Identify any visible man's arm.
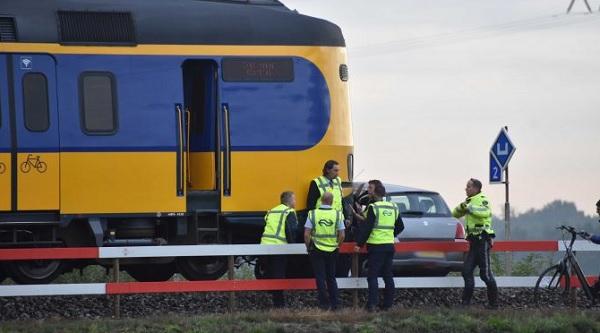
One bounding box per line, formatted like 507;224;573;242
394;215;405;237
285;213;298;244
452;203;467;218
356;207;375;247
304;228;312;248
337;230;345;245
467;202;492;218
306;181;320;211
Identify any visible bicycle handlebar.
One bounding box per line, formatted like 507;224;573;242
557;225;589;240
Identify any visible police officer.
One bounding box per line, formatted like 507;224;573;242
354;185;404;312
453;178;498;309
306;160;344;212
260;191;298;308
304;192;345;310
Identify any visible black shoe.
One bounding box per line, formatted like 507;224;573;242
366;306;376;313
459;300;471;308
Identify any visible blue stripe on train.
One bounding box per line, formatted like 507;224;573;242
55;55;330;152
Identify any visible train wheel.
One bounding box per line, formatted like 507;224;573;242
5;260;64;284
176;257;228;281
125;263;176;282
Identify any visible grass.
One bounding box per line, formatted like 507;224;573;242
1;308;600;333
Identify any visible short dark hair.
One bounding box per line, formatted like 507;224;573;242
374;185;386;198
322;160;339;176
469;178;483;192
280;191;294;205
368;179;383;187
596;199;600;208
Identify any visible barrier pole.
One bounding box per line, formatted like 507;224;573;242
352;252;359;309
228;255;235;312
112;258;121;318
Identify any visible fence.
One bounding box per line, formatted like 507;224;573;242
0;240;598;317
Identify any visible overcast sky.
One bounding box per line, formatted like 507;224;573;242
284;0;600;217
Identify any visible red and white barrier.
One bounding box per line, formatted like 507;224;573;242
0;240;596;261
0;240;598;298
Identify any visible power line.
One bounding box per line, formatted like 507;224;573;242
349;13;600;57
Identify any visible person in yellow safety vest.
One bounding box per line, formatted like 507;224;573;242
452;178;498;309
354;185;404;312
306;160;345;213
304;192;345;310
260;191;298;308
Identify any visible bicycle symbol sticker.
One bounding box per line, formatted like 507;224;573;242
0;162;5;174
20;154;47;173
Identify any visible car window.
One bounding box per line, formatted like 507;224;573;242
388;192;451;217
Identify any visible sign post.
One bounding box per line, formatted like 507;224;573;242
490;126;516;274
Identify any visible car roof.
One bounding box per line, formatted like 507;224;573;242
351;182;439;195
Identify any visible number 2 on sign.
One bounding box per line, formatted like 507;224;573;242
492;166;499;179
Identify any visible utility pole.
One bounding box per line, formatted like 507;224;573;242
566;0;593;14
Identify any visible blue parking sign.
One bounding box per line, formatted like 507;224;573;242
490;153;503;183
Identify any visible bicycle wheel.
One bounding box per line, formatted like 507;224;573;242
20;162;30;173
37;161;47;173
534;264;570;306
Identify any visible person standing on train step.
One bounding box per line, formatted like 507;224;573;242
260;191;298;308
354;184;404;312
304;192;345;310
452;178;498;309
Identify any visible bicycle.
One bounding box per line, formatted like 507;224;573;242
533;225;596;306
20;154;47;173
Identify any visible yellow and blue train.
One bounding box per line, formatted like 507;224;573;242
0;0;353;283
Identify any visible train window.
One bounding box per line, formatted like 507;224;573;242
222;58;294;82
22;73;49;132
80;72;117;134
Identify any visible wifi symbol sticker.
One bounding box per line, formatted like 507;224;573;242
20;57;33;70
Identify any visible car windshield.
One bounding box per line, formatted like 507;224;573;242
388;192;452;217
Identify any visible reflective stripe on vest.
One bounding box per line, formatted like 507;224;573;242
261;204;293;245
313;176;343;211
310;207;341;252
366;201;398;245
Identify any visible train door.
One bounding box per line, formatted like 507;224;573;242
0;56;10;211
182;60;219;195
9;54;60;211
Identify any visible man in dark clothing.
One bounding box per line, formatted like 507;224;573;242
260;191;298;308
582;199;600;296
354;185;404;311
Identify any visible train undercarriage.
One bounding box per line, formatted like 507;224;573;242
0;209;262;284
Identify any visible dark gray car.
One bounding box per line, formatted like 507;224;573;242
359;184;466;276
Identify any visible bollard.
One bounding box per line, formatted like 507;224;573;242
228;255;236;312
112;258;121;318
352;252;359;309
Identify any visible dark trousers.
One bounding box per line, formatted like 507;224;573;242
462;236;498;305
264;255;287;308
367;249;395;310
309;248;339;310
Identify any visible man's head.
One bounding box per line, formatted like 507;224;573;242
322;160;340;180
367;180;383;195
280;191;296;209
321;191;334;206
466;178;482;197
373;185;386;201
596;199;600;216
